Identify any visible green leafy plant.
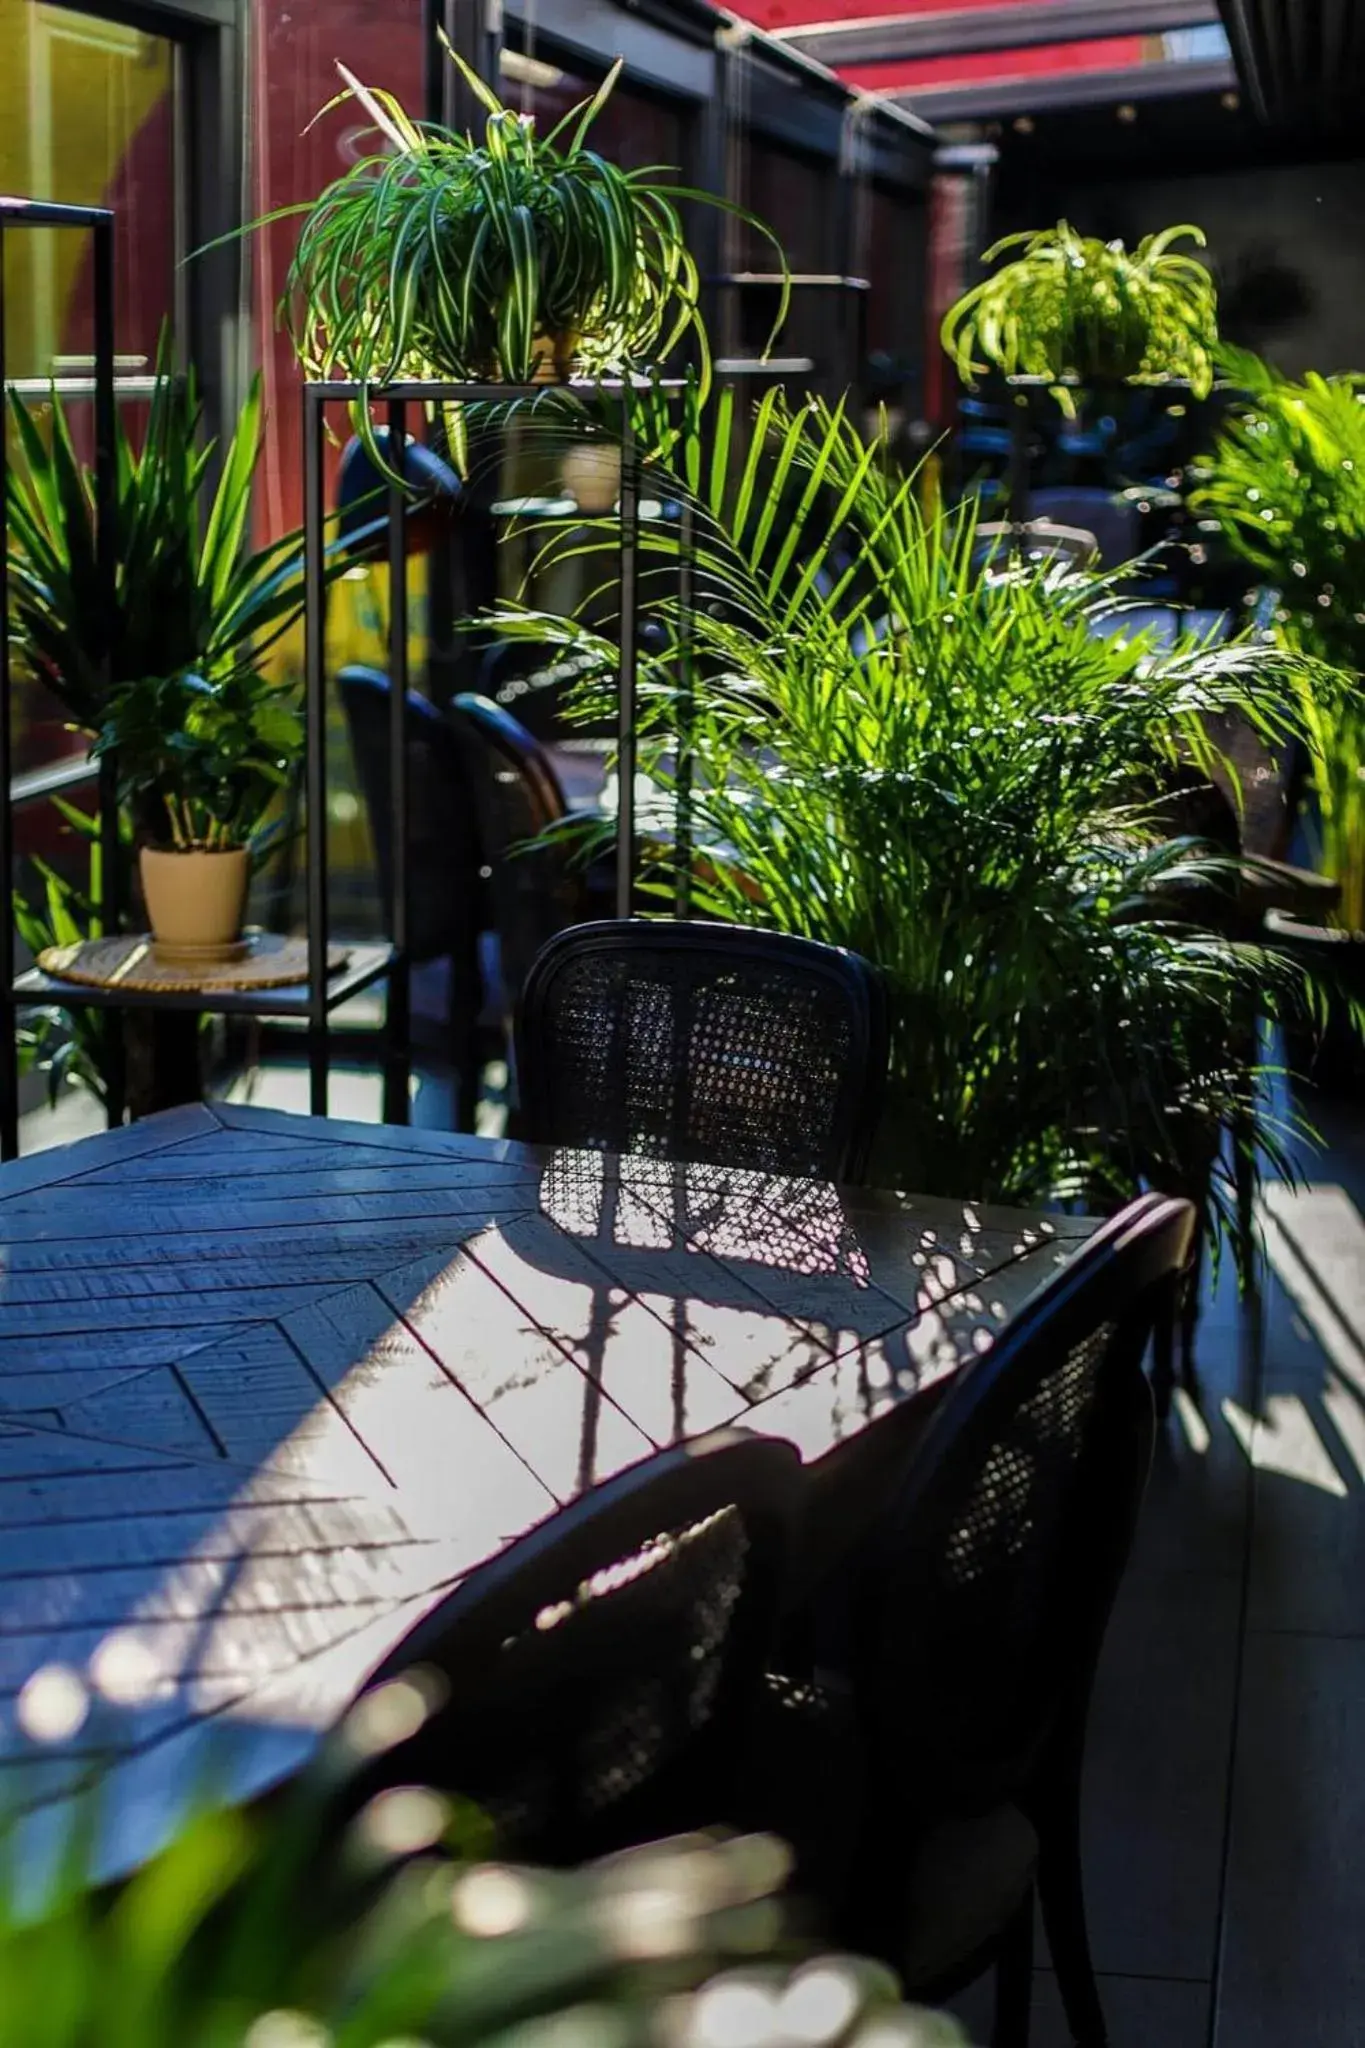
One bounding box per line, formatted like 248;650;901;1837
0;1672;964;2047
499;389;1322;1265
90;667;302;851
13;800;112;1109
942;220;1219;404
5;328;312;733
262;44;787;408
1193;345;1365;930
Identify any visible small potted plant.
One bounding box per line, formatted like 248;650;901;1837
942;219;1219;408
92;668;302;965
259;42;786;415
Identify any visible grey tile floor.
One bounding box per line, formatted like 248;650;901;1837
952;1092;1365;2046
18;1076;1365;2045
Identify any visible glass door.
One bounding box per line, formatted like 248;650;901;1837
2;2;179;383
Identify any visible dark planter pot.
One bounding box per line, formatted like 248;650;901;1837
1268;909;1365;1098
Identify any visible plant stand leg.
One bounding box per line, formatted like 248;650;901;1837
125;1011;199;1120
992;1893;1035;2048
382;959;411;1126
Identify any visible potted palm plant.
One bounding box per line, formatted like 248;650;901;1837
498;388;1324;1275
942;219;1219;407
1193;345;1365;1086
262;41;786;426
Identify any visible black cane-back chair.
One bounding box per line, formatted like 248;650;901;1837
446;693;594;1014
515;919;891;1183
338;667;486;1123
363;1430;801;1864
827;1193;1194;2047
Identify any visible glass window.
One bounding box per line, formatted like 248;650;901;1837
1;2;179;782
864;182;926;366
249;0;425;546
247;0;426;931
741;140;826;277
502;55;688;174
0;4;176;381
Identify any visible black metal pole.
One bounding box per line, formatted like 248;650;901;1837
383;399;411;1125
304;387;329;1115
0;223;15;1160
1009;389;1033;527
92;212;125;1127
615;404;639;921
674;497;695;921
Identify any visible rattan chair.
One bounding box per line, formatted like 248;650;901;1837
794;1193;1194;2048
515;918;891;1183
362;1430;801;1864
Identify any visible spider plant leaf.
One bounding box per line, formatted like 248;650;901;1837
546;57;624;153
333;62;423;154
436;31;509;121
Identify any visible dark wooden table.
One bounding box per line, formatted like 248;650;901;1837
0;1102;1093;1883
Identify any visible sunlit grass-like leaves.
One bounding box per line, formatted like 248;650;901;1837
498;389;1323;1271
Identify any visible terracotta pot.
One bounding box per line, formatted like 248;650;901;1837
562;440;621;513
140;845;250;967
530;328;582;384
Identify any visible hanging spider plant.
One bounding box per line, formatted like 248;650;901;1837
942;220;1219;406
263;40;787;424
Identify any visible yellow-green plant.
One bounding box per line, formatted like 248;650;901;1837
0;1669;963;2047
942;220;1219;404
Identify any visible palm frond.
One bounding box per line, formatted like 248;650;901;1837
497;391;1332;1274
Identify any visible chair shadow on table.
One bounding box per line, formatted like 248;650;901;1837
513;1148;1070;1463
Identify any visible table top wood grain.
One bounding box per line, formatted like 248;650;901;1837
0;1101;1093;1885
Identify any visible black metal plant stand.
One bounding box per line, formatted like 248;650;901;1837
0;197;119;1161
300;377;668;1122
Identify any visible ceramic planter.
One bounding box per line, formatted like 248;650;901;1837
562;440;622;513
140;845;250;967
473;330;581;385
530;328;582;384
